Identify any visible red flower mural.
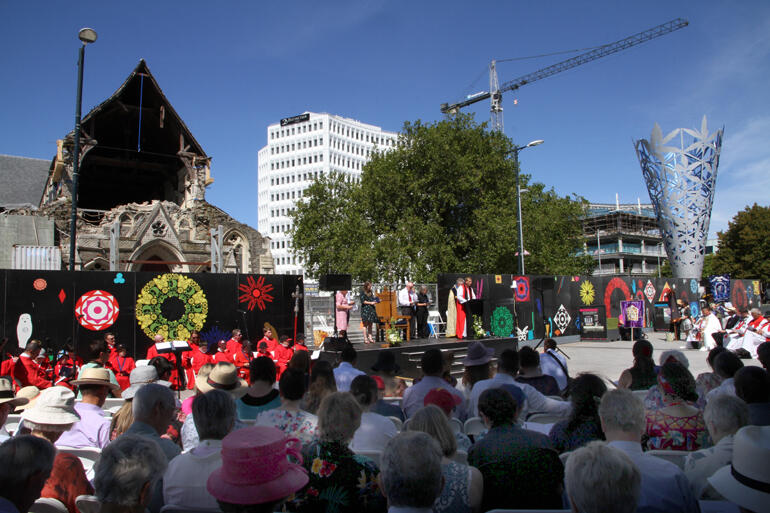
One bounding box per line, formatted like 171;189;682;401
238;275;275;311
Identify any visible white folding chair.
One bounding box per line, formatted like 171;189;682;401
388;416;403;431
525;412;564;424
29;498;68;513
448;417;463;435
427;310;445;338
75;495;101;513
135;359;149;367
463;416;486;437
4;422;19;436
559;450;572;465
102;397;125;410
632;389;650;400
354;450;382;467
647;449;690;469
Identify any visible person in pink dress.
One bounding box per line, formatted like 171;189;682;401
335;290;353;333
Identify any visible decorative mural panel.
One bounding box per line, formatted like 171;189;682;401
0;270;303;360
438;274;759;341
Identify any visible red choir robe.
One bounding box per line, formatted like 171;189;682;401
146;344;182;389
112;355;136;390
183;344;214;388
294;343;309;353
214;350;234;364
226;338;243;356
13;353;51;389
274;344;294;379
454;284;470;339
0;354;16;380
53;356;83;389
255;348;274;360
259;336;279;353
233;349;252;382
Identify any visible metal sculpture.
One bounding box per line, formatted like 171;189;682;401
635;116;723;278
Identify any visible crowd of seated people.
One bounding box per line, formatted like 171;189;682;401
1;335;769;513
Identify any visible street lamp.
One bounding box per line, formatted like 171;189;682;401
68;27;98;270
509;139;544;275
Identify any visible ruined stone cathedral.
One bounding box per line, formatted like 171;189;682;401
34;60;273;273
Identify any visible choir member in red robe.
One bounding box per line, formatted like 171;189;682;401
258;324;279;353
294;334;309;353
13;341;51;389
233;341;254;382
182;330;213;388
214;339;234;364
453;278;475;339
104;332;119;363
225;329;244;355
274;336;295;379
145;334;182;389
112;345;136;390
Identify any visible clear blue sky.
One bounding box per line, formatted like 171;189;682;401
1;1;768;238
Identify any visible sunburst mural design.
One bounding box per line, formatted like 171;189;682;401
579;281;595;305
238;275;275;311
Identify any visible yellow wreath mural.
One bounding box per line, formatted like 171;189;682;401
136;273;208;341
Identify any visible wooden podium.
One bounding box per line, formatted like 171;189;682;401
374;289;411;342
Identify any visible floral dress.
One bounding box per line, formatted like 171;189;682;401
645;408;710;451
255;408;319;445
434;460;471;513
288;440;386;513
360;292;379;324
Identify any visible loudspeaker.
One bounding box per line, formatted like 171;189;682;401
323;336;351;352
319;274;352;291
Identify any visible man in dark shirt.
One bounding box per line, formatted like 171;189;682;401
468;387;563;511
515;346;561;396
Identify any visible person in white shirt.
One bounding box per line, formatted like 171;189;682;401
381;431;444;513
164;389;236;510
706;351;744;404
599;389;700;513
468;349;570;421
349;375;397;452
333;346;366;392
539;339;569;393
684;394;749;499
700;305;724;351
398;282;418;339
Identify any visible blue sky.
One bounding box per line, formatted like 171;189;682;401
1;1;768;238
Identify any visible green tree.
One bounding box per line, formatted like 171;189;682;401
290;114;594;281
711;203;770;282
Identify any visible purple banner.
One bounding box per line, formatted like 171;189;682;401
620;300;645;328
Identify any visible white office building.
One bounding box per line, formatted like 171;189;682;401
257;112;399;275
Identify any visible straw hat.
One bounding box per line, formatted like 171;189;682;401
708;425;770;513
13;386;41;412
207;426;308;504
122;366;171;400
0;378;29;408
462;341;494;366
195;363;248;398
21;386;80;426
71;367;121;393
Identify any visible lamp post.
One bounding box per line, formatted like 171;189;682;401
509;139;544;275
68;27;97;271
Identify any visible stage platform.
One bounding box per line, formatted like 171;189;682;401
318;336;521;379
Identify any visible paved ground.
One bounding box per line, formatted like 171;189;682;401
554;331;760;384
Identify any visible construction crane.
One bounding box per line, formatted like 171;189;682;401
441;18;689;132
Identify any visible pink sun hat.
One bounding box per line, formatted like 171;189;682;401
207;426;308;505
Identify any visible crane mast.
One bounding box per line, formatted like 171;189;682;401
441;18;689;131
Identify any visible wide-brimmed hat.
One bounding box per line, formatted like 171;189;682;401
13;386;41;412
708;425;770;513
371;351;400;373
122;366;171;400
462;341;494;366
424;388;462;416
71;367;121;393
0;378;29;408
724;302;736;312
195;363;248;398
207;426;308;504
21;386;80;426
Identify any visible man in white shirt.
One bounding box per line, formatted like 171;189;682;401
398;282;418;339
539;339;569;393
468;349;570;421
599;389;699;513
164;389;236;511
333;346;366;392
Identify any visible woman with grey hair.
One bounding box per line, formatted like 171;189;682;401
94;434;168;512
564;441;641;513
289;392;386;512
381;431;444;510
20;386;93;513
408;405;484;512
164;390;237;510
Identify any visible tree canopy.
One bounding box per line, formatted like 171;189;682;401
711;203;770;282
290;114;594;282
